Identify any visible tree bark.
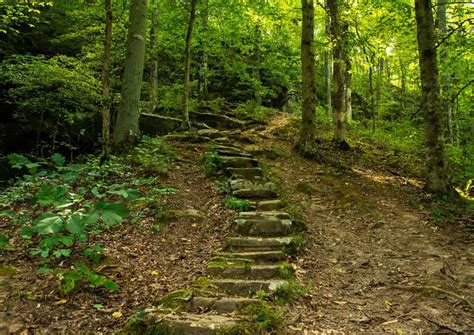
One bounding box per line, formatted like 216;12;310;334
328;0;348;146
148;0;158;113
324;0;332;113
113;0;148;149
299;0;317;150
415;0;450;194
181;0;198;129
101;0;112;158
198;0;209;101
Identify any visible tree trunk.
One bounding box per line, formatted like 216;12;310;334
299;0;317;150
328;0;347;145
437;0;454;144
253;26;262;105
198;0;209;101
375;57;384;120
369;59;375;133
414;0;450;194
324;0;332;113
101;0;112;158
342;23;352;122
113;0;148;149
148;0;158;113
182;0;198;129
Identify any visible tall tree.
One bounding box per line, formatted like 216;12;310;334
113;0;148;149
299;0;317;150
148;0;159;113
414;0;450;194
101;0;112;158
324;0;332;114
198;0;209;101
328;0;348;147
181;0;198;128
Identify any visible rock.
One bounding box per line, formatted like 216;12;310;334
140;113;183;136
226;167;263;179
229;179;275;192
238;211;291;220
232;188;278;199
190;111;246;129
219;156;258;169
197;129;224;139
156;209;205;223
233;218;295;237
214;251;286;263
252;199;286;211
212;279;288;296
225;236;299;252
189;297;260;314
207;263;291;280
217;150;252;158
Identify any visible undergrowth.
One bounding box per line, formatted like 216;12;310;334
0;136;176;295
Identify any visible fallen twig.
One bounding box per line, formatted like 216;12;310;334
392;284;473;307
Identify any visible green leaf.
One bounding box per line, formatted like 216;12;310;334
37;266;50;275
103;280;119;292
51;153;65;167
53;249;71;258
33;213;63;235
96;202;130;226
65;213;85;235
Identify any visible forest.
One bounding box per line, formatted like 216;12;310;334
0;0;473;334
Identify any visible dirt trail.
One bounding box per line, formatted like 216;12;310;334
244;113;474;333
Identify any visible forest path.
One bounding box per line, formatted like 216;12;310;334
242;112;473;333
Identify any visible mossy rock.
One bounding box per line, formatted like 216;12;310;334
154;289;193;309
118;314;174;335
192;276;217;291
0;266;17;277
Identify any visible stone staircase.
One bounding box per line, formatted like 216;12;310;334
121;138;305;334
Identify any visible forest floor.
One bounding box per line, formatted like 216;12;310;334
1;112;473;334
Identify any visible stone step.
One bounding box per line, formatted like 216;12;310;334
232;188;278;199
233;218;295;237
212;279;288;297
225;236;301;253
238;211;291;220
217;150;252;158
127;312;240;335
207;263;292;280
229;179;275;192
226;167;263;179
250;199;286;211
189;296;260;314
219;156;258;169
214;250;286;263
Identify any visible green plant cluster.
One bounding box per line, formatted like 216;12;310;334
0;137;177;294
224;196;251;211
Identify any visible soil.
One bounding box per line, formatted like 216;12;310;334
242;113;474;334
0;142;234;334
1;114;473;334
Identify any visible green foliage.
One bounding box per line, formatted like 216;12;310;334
233;101;277;123
0;54;101;155
224;196;250;211
130;136;175;174
223;302;285;334
202;151;220;176
273;280;308;305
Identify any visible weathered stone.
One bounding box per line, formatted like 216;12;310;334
238;211;291;220
225;236;298;252
212;279;288;296
197;129;225;139
189;297;260;314
214;251;286;263
217;150;252;158
232;188;278;199
229;179;275;192
219;156;258;168
233;218;294;237
140;113;182;136
253;199;286;211
226;167;263;179
190;111;247;129
207;264;290;280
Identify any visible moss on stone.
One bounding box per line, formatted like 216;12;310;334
192;276;217;291
153;289;193;309
118;314;174;335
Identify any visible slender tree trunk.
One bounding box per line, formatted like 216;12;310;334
342;23;352;122
399;56;406;111
415;0;450;194
101;0;112;158
369;59;375;133
253;26;262;105
198;0;209;101
437;0;454;144
148;0;158;113
375;57;384;119
182;0;198;128
299;0;317;150
324;0;332;113
328;0;347;145
113;0;148;149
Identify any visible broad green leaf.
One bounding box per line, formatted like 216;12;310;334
96;202;130;226
33;213;63;235
103;280;119;292
66;213;85;235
